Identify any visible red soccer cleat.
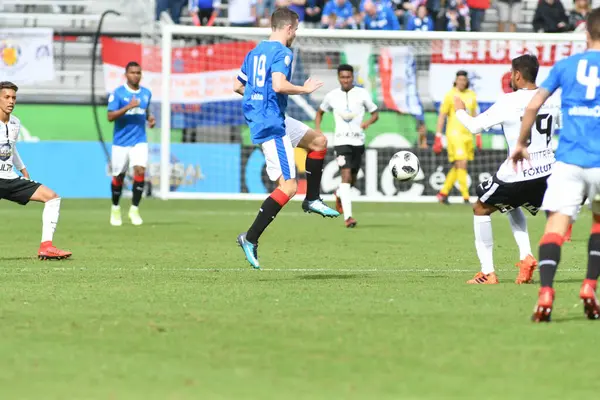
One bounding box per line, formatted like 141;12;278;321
345;217;357;228
532;287;555;322
334;191;343;214
515;255;537;284
38;242;72;261
580;279;600;320
436;192;449;205
564;224;573;242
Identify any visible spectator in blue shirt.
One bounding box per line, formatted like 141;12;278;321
189;0;221;25
321;0;356;28
406;5;434;30
359;0;393;12
363;0;400;29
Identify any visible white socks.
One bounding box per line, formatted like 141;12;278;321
337;183;352;220
507;208;532;260
41;197;61;244
474;215;494;274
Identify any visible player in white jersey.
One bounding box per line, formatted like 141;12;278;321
452;55;560;285
511;9;600;322
0;82;71;260
315;64;379;228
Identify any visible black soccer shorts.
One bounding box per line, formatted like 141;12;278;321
476;174;549;215
0;177;42;205
334;145;365;173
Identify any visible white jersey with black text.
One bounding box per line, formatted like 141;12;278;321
467;89;560;183
0;115;25;180
319;86;378;146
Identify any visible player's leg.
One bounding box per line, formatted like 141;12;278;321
509;208;537;284
533;162;584;322
469;199;499;284
289;119;338;218
128;143;148;226
438;137;457;204
579;170;600;320
110;145;130;226
15;181;72;260
237;136;297;269
455;137;473;203
333;145;357;227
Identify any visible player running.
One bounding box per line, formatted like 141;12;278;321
107;61;155;227
315;64;379;228
0;81;71;260
234;7;339;269
511;8;600;322
434;70;480;204
453;55;560;285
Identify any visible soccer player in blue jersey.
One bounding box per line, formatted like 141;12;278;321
234;7;340;269
511;8;600;322
107;61;155;227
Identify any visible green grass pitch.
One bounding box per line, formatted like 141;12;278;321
0;199;598;399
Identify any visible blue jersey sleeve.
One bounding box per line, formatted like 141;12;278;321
272;48;292;76
238;53;250;85
107;90;121;111
387;7;400;30
322;1;334;16
541;60;563;95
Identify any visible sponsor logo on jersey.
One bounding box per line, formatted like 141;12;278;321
568;105;600;117
251;93;264;101
522;163;552;178
0;143;11;162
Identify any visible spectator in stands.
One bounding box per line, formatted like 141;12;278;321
496;0;520;32
305;0;326;27
569;0;590;31
466;0;488;31
532;0;568;32
322;0;356;28
363;0;401;29
446;4;467;30
406;5;434;30
156;0;188;23
257;0;276;27
228;0;257;26
189;0;221;25
390;0;410;29
455;0;470;30
277;0;307;24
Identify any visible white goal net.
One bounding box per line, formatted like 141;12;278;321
151;26;584;202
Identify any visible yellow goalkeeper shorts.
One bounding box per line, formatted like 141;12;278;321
447;134;474;163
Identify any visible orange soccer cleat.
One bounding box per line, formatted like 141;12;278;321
466;271;499;284
532;287;555;322
345;217;357;228
580;279;600;320
334;191;343;214
515;255;538;284
38;242;72;261
436;192;450;205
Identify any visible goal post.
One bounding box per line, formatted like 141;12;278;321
155;24;585;202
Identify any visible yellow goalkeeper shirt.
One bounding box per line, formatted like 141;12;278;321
440;88;478;137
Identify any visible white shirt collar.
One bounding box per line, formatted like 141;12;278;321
123;84;141;94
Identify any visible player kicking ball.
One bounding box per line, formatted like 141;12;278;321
234;8;339;269
107;61;155;226
511;9;600;322
315;64;379;228
0;82;71;260
453;55;560;285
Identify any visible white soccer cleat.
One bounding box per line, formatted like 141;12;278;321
128;206;143;226
110;205;122;226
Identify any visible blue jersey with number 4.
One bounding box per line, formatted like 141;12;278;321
541;51;600;168
108;85;152;147
237;41;293;144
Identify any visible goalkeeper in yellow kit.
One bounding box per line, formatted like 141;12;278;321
433;70;481;204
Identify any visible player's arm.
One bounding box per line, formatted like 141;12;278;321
12;144;29;179
234;54;249;96
315;93;331;132
107;93;139;122
454;96;505;134
272;73;322;95
361;94;379;130
146;105;156;128
234;78;245;96
436;93;451;135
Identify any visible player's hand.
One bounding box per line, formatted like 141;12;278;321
433;133;443;154
302;77;324;94
148;115;156;128
509;143;530;172
127;96;140;110
360;121;369;130
453;96;466;111
476;133;482;150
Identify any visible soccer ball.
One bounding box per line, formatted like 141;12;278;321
389;151;420;182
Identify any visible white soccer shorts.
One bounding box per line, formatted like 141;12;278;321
261;117;310;182
111;142;149;176
542;161;600;217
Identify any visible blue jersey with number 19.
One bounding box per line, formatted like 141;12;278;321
237;41;293;144
541;51;600;168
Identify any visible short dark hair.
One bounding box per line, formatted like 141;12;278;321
271;7;299;30
125;61;141;72
456;70;468;78
511;54;539;83
0;81;18;92
587;8;600;41
337;64;354;74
